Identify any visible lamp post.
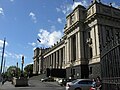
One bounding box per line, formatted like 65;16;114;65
16;62;18;77
21;56;24;77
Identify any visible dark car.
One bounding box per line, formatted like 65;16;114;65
41;77;55;82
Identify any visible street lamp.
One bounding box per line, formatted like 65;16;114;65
21;56;24;77
16;62;18;78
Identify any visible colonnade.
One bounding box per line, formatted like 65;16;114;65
43;47;65;71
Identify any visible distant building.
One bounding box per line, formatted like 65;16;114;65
33;0;120;89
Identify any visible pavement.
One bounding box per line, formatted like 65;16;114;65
0;81;15;89
44;81;60;86
0;80;62;90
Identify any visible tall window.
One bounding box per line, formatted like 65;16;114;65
71;14;75;25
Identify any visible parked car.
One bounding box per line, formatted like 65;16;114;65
41;77;55;82
66;79;93;90
58;78;76;86
57;78;64;86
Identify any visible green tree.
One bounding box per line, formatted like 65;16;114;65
24;64;33;77
7;66;21;77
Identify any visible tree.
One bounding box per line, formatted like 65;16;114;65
24;64;33;77
7;66;20;77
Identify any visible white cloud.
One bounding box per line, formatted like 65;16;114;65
28;42;36;47
56;7;61;12
57;18;62;23
15;54;23;59
0;39;8;48
0;8;4;16
57;0;88;15
37;29;63;47
50;25;56;31
60;4;72;15
112;2;119;8
11;0;14;1
72;1;88;10
29;12;37;23
5;51;23;59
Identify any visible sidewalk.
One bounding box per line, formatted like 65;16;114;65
44;81;61;87
0;81;15;89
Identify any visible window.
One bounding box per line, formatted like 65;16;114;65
71;14;75;24
78;80;93;84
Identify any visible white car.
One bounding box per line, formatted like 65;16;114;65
66;79;93;90
57;78;63;85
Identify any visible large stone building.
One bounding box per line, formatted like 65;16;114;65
33;0;120;83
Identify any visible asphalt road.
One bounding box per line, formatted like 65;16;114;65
0;80;65;90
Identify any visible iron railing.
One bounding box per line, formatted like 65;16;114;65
101;44;120;90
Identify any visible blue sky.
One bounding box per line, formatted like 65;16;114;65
0;0;119;71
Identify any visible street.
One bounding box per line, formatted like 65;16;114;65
0;80;65;90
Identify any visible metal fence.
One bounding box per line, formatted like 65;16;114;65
101;45;120;90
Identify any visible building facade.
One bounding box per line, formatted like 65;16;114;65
33;0;120;82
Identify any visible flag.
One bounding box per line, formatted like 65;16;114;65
37;38;41;43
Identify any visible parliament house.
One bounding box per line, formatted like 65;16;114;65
33;0;120;89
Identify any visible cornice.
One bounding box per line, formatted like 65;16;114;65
42;40;64;56
64;21;81;34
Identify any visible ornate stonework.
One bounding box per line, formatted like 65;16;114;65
33;1;120;79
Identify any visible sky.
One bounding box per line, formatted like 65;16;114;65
0;0;119;71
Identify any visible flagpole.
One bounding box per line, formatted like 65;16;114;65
3;57;6;74
0;38;6;74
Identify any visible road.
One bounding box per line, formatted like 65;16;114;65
0;80;65;90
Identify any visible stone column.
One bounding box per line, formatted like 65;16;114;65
51;54;53;68
44;58;46;68
69;37;72;62
35;58;37;74
49;55;51;67
63;47;65;68
53;52;56;68
76;33;78;60
78;32;81;59
45;57;47;69
43;58;45;73
38;57;41;74
33;61;35;74
66;39;69;65
65;41;67;67
44;57;47;69
59;49;62;68
56;51;58;68
47;56;49;68
48;56;50;68
91;26;97;57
